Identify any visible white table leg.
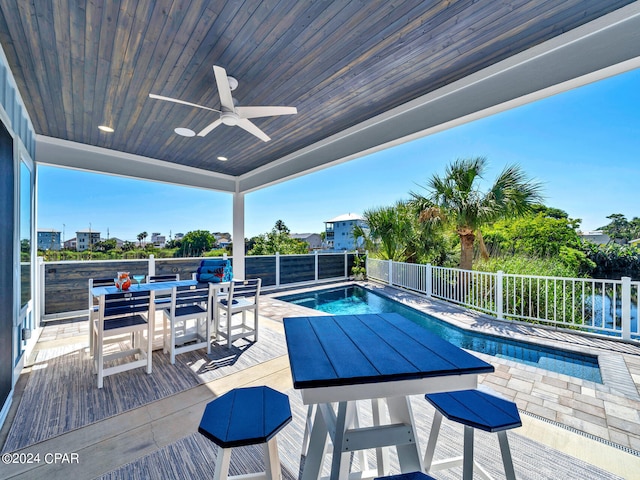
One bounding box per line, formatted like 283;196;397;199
372;398;389;476
386;396;422;473
330;401;352;480
301;403;330;480
463;425;474;480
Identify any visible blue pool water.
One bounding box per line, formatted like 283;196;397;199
277;285;603;383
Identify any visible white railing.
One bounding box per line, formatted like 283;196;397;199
367;258;640;341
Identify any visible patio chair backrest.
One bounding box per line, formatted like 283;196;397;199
147;274;180;283
102;290;151;318
229;278;261;301
173;284;210;309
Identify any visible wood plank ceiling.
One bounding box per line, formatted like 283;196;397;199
0;0;634;177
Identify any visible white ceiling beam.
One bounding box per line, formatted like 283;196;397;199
35;136;237;193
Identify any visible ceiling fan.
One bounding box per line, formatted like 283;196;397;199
149;65;297;142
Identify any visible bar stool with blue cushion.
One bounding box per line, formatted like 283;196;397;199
423;389;522;480
88;277;117;356
147;273;180;306
198;386;292;480
215;278;261;348
162;283;212;364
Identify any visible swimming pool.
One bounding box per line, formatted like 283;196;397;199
277;285;603;383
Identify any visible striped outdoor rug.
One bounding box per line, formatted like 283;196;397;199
2;327;287;453
100;388;622;480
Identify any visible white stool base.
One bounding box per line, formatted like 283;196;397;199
214;437;282;480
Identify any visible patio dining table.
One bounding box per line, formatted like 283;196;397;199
284;312;495;480
91;279;228;350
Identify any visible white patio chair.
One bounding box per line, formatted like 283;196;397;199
88;277;117;356
214;278;261;348
93;290;153;388
148;273;180;306
162;283;212;364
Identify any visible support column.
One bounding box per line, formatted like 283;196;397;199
232;191;245;280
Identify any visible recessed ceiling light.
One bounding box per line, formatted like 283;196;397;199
175;127;196;137
98;125;114;133
217;156;228;161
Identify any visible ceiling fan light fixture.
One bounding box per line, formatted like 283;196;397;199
98;125;114;133
175;127;196;137
220;112;239;126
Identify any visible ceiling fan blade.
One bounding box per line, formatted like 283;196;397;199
197;118;223;137
213;66;235;112
236;106;297;119
237;118;270;142
148;93;220;113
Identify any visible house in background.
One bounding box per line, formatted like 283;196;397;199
150;232;166;248
36;229;61;251
324;214;368;252
63;238;77;250
291;233;323;251
76;230;101;251
579;231;612;245
213;232;232;249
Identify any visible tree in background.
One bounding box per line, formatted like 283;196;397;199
93;238;117;252
248;220;308;255
176;230;215;257
410;157;543;271
121;240;136;252
600;213;640;243
354;201;452;264
137;231;148;247
481;205;594;274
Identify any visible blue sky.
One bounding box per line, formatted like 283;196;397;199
38;68;639;242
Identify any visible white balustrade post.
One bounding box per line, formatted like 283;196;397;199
37;256;45;326
315;250;319;282
148;254;156;277
496;270;504;320
365;251;369;278
344;251;348;278
388;260;393;286
621;276;631;341
275;252;280;287
425;263;432;298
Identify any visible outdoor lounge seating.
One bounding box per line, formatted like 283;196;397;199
93;290;153;388
423;389;522;480
198;386;292;480
214;278;261;348
162;283;212;364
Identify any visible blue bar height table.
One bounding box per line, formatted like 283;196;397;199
284;312;494;480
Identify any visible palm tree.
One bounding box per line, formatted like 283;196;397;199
355;202;413;261
411;157;543;270
137;231;148;247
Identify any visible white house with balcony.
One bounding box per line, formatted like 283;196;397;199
37;229;61;251
76;230;101;251
324;213;367;252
